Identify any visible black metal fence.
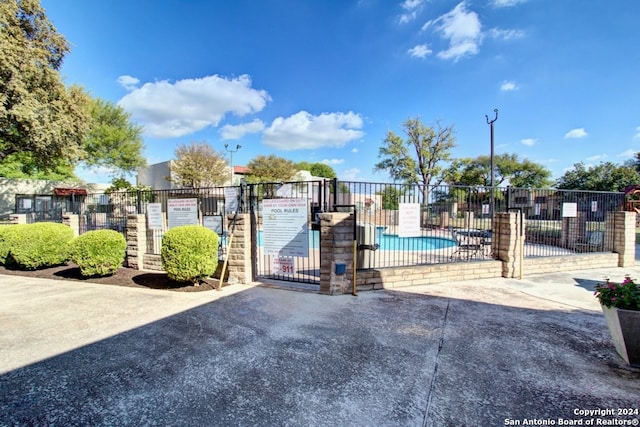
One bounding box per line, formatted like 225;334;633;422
11;182;628;271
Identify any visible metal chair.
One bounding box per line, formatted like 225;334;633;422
449;227;483;260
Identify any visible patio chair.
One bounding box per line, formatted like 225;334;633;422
449;227;483;260
575;230;604;252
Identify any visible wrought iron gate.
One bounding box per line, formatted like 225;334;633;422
249;180;328;285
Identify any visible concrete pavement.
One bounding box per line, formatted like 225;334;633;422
0;266;639;426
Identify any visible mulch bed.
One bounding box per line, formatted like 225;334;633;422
0;264;223;292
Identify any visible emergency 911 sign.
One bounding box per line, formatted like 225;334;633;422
272;257;295;276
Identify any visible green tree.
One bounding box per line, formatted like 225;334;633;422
168;142;228;188
246;154;297;183
295;161;337;178
374;118;456;202
0;0;90;169
81;98;146;177
443;153;552;188
555;162;639;192
377;185;407;210
0;152;76;180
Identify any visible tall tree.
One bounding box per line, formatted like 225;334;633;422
555;162;639;192
0;0;90;169
443;153;552;188
374;118;456;202
168;142;228;188
81;98;146;177
246;154;297;183
295;161;336;179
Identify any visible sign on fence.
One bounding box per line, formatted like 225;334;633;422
203;215;223;234
263;198;309;257
398;203;421;237
272;257;295;276
147;203;163;230
167;198;198;228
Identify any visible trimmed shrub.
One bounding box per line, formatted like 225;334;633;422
6;222;74;269
0;225;24;265
161;225;218;284
70;229;126;277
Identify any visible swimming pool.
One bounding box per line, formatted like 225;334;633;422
257;229;456;250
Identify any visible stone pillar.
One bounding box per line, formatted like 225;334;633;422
464;211;474;229
226;213;253;284
319;212;355;295
440;211;450;229
62;214;80;236
493;211;525;278
126;214;146;270
611;211;636;267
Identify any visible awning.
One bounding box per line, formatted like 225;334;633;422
54;188;88;196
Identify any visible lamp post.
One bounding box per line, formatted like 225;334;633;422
224;144;241;185
485;108;498;219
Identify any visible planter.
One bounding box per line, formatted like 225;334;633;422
601;305;640;367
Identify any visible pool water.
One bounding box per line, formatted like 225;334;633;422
257;229;455;250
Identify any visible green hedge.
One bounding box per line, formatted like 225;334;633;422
4;222;74;269
0;225;23;265
70;229;126;277
161;225;218;284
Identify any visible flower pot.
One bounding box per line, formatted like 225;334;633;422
601;305;640;367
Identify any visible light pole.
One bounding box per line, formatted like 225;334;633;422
485;108;498;219
224;143;241;185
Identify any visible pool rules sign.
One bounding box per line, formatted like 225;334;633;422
263;198;309;258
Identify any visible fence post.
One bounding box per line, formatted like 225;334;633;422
493;211;524;278
62;214;80;236
611;211;636;267
226;213;253;284
319;212;355;295
126;214;146;270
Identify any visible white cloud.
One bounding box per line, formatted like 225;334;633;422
352;147;359;153
428;2;483;62
321;158;345;165
407;44;432;58
489;28;525;41
219;119;265;140
617;149;636;158
585;154;607;162
340;168;361;181
501;81;518;91
263;111;364;150
564;128;588;139
118;74;270;138
491;0;527;7
521;138;537;146
399;0;423;23
634;126;640;139
117;75;140;91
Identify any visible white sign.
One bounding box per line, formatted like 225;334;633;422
147;203;163;230
224;187;238;213
203;215;223;234
272;257;295;276
482;204;490;215
562;202;578;218
591;201;598;212
276;184;293;197
534;203;541;216
263;198;309;257
398;203;421;237
167;198;199;228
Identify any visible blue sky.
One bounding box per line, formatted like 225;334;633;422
41;0;640;184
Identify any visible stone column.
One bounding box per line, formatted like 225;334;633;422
319;212;355;295
611;211;636;267
62;214;80;236
226;213;253;284
126;214;146;270
493;211;525;278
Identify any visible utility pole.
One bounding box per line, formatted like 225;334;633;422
224;144;241;185
485;108;498;220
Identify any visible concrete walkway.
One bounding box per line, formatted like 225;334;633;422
0;267;639;426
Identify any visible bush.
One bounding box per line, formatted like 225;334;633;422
0;225;24;265
70;229;126;277
5;222;74;269
161;225;218;284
